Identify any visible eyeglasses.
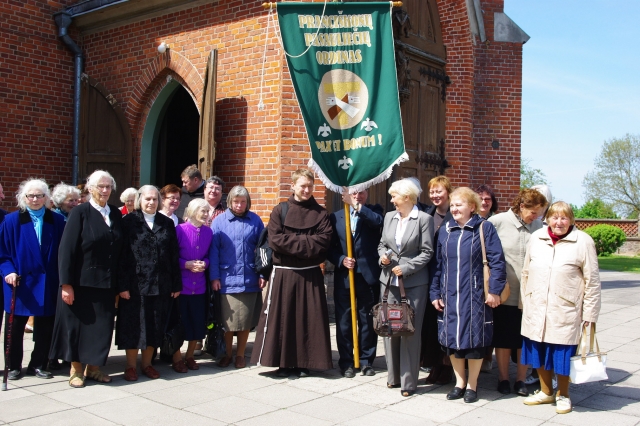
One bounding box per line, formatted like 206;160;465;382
480;197;492;202
25;193;45;200
165;196;180;201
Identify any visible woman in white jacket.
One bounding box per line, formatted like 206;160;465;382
520;202;601;414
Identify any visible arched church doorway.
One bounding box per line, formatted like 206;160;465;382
139;80;199;187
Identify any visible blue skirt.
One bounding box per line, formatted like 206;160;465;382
521;337;577;376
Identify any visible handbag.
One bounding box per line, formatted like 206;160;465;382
371;275;415;337
479;221;510;303
204;289;227;358
570;323;608;384
160;298;185;362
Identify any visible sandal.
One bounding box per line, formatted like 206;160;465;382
85;368;112;383
69;372;85;388
387;383;401;389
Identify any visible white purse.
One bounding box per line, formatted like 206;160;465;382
569;323;607;384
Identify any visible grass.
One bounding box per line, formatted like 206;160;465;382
598;255;640;273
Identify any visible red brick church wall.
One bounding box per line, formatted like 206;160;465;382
0;0;523;217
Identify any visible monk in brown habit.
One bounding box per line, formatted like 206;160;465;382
251;169;333;377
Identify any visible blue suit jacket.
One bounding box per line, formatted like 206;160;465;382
0;209;7;224
0;209;66;316
328;203;384;287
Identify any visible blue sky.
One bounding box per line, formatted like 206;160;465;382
504;1;640;206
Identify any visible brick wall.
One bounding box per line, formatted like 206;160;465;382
0;0;522;218
440;0;522;209
0;0;77;211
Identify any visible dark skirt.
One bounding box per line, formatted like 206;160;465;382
444;346;489;360
521;337;577;376
116;294;171;350
49;286;116;366
492;305;523;349
250;266;332;370
179;293;207;341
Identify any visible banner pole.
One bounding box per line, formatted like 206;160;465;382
343;202;360;369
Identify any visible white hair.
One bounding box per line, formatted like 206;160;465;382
531;184;553;204
86;170;117;192
404;177;423;196
51;183;81;207
388;179;420;205
184;198;210;222
119;187;138;203
16;178;50;211
134;185;161;210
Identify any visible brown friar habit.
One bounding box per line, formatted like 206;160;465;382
250;195;333;370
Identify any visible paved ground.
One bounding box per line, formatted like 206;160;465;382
1;270;640;425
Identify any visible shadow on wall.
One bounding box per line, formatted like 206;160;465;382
213;97;248;186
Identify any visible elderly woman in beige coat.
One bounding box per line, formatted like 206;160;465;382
520;201;601;414
378;179;433;397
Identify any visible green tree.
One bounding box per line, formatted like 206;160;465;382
573;198;618;219
583;134;640;218
521;158;548;190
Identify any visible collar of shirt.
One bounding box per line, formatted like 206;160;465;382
89;198;110;217
393;204;419;221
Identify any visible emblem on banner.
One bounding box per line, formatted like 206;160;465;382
338;156;353;170
318;69;369;130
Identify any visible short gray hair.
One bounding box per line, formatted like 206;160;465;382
388;179;419;205
119;187;138;203
51;183;81;207
86;170;117;192
228;185;251;211
184;198;210;222
16;178;50;211
134;185;161;210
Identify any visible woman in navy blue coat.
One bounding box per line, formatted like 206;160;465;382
430;187;506;403
0;179;65;380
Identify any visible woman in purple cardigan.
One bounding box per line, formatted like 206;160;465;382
209;186;266;369
173;198;213;371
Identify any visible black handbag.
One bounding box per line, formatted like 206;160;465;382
254;202;288;276
160;298;185;362
371;275;415;337
204;289;227;358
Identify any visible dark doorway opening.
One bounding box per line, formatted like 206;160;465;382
155;86;199;187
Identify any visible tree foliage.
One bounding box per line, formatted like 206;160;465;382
521;158;548;190
583;134;640;218
584;224;627;256
573;198;618;219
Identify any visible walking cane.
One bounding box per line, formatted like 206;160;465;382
2;275;19;391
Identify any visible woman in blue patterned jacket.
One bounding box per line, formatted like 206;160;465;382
430;187;506;403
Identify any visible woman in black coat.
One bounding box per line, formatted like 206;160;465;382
117;185;182;381
50;170;124;388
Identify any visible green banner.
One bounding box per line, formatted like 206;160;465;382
277;2;407;192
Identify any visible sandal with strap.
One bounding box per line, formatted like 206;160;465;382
85;369;112;383
69;372;85;388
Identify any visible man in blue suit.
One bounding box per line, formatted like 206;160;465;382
328;188;383;378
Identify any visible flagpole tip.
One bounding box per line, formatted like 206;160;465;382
393;1;403;6
262;2;275;9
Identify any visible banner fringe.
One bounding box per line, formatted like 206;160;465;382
308;152;409;194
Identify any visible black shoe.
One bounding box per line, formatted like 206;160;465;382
498;379;511;394
276;368;291;377
361;366;376;376
26;367;53;379
341;366;356;378
297;368;310;378
7;369;22;380
47;359;61;371
446;386;466;400
463;389;478;403
514;380;529;396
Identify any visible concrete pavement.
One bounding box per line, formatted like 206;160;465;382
1;270;640;425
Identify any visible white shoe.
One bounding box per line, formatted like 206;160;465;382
524;373;539;385
523;389;555;405
556;395;572;414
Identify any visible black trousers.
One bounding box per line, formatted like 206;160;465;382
334;273;380;370
3;314;55;371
